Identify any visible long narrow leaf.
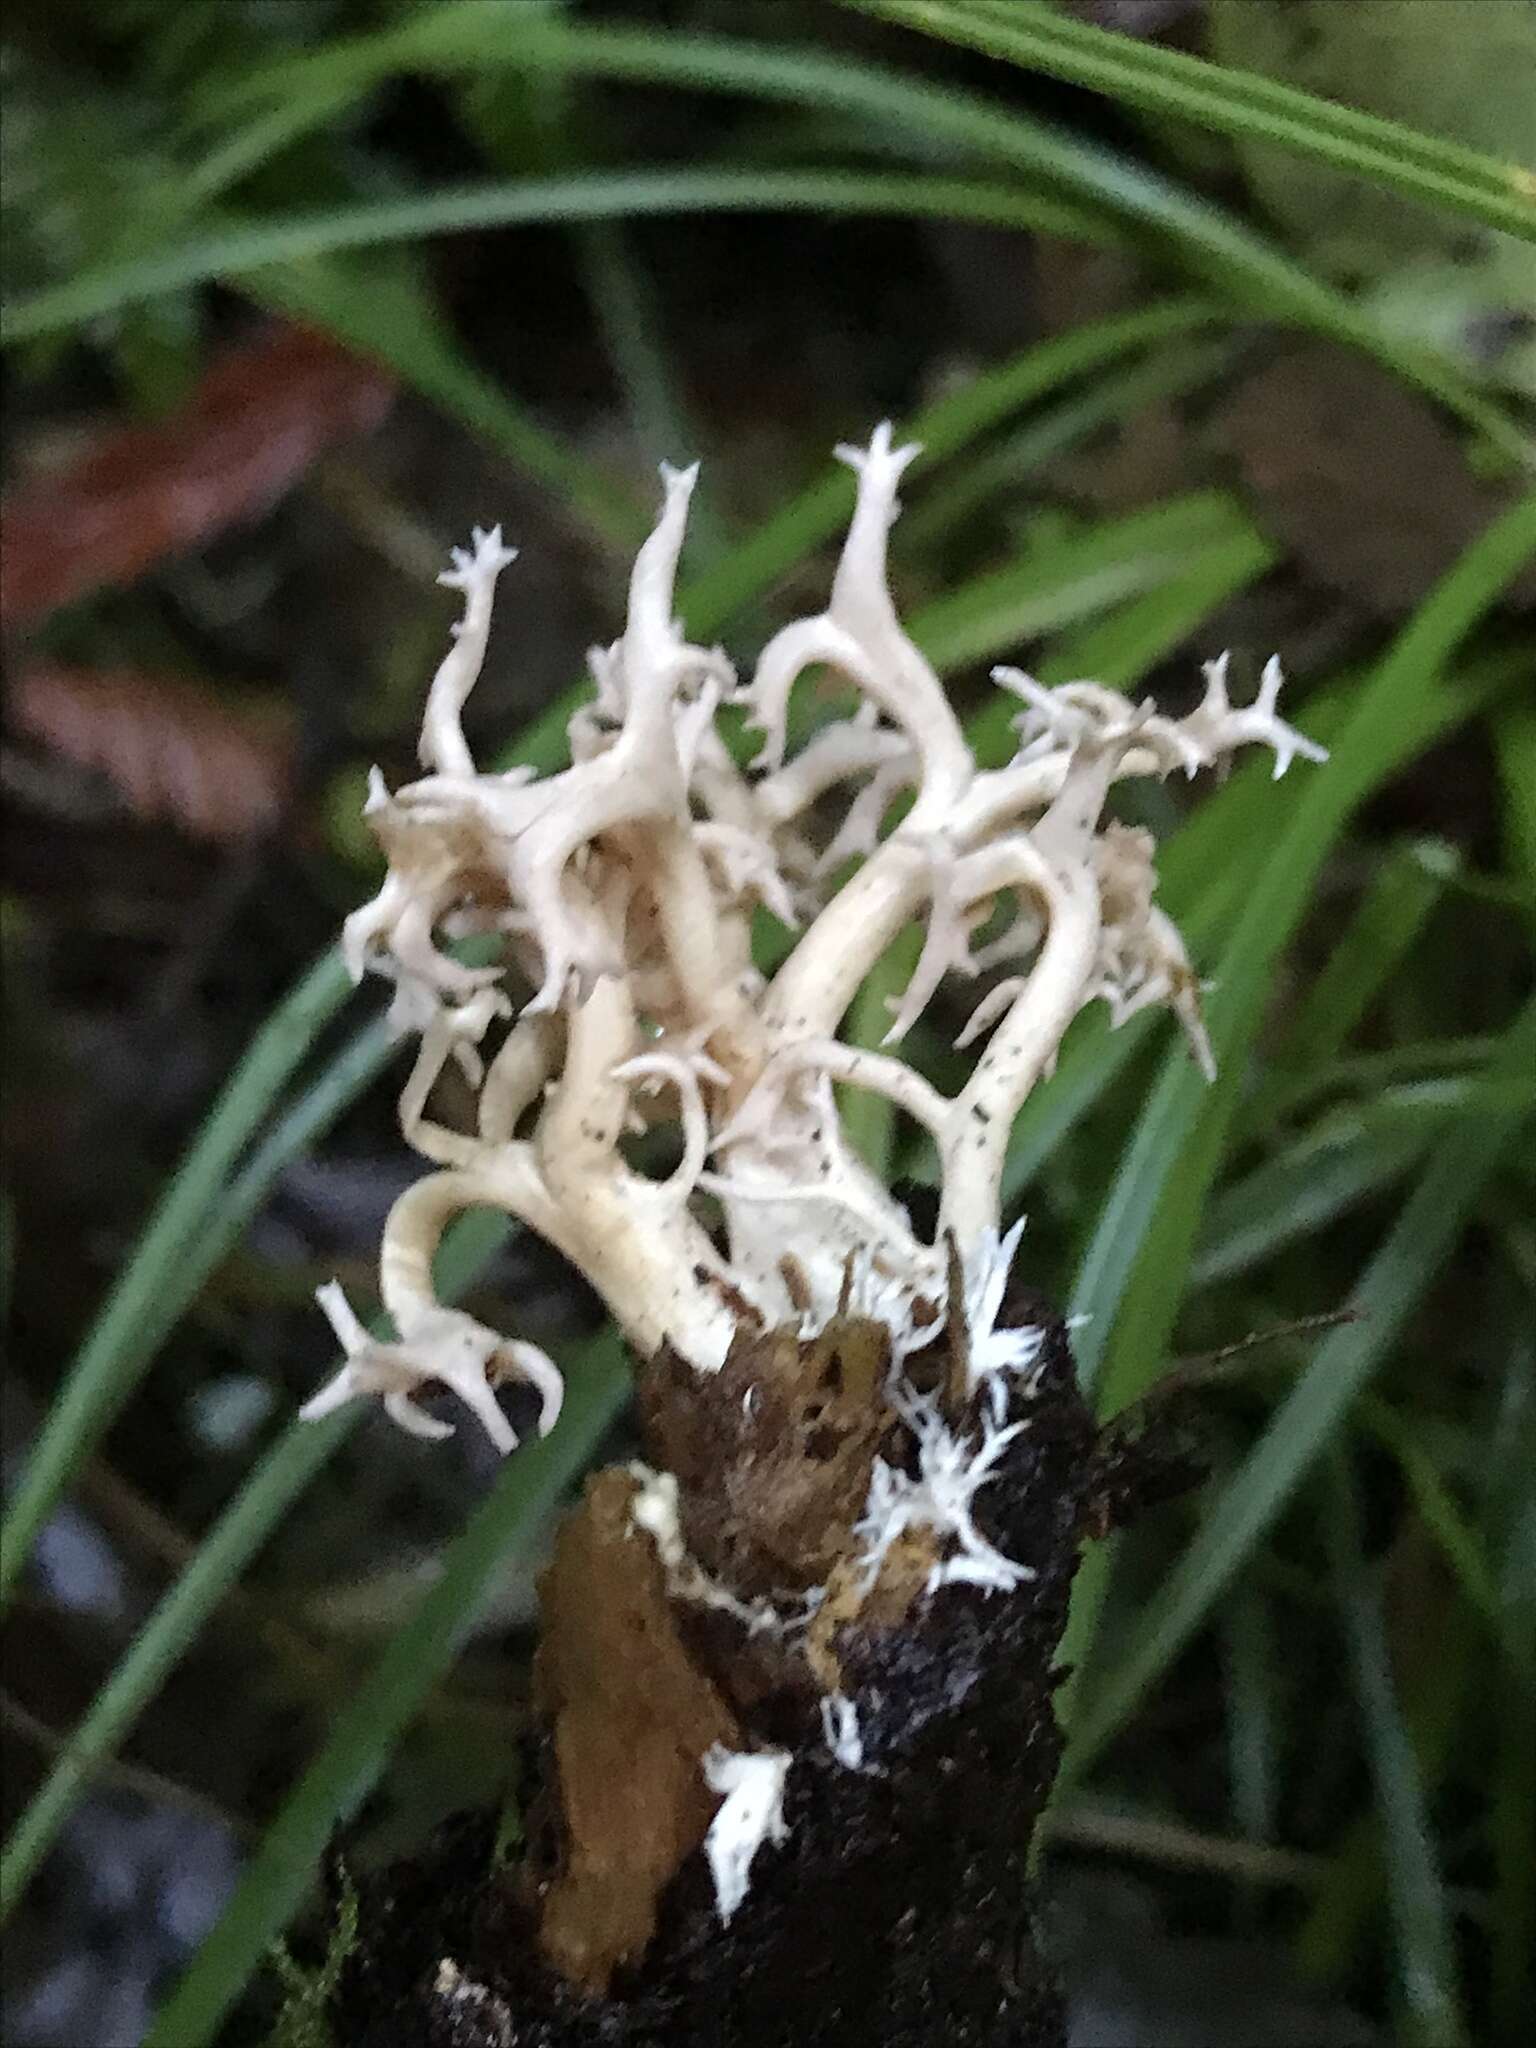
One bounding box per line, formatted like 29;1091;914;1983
1066;997;1536;1782
854;0;1536;243
10;24;1526;460
1361;1398;1501;1630
1328;1453;1469;2047
916;490;1251;671
1191;1096;1455;1287
145;1333;630;2048
1495;700;1536;943
0;965;358;1601
0;1210;510;1919
896;335;1233;555
1075;491;1536;1405
0;168;1105;346
1238;839;1459;1135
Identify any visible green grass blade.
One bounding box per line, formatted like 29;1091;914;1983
1262;1033;1502;1124
1191;1096;1453;1287
1275;839;1461;1079
1298;1595;1478;1990
145;1332;630;2048
915;490;1252;671
1495;698;1536;941
1074;490;1536;1404
1327;1452;1469;2048
1491;1647;1536;2036
1066;997;1536;1783
13;23;1526;457
1;962;357;1604
0;168;1106;347
1238;838;1460;1135
1360;1398;1500;1630
1486;1336;1536;2043
895;334;1233;556
1222;1588;1279;1860
854;0;1536;244
0;1208;510;1921
255;252;650;555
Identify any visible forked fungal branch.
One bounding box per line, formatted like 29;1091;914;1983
305;426;1325;1448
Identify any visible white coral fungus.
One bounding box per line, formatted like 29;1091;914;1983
701;1745;792;1924
855;1386;1034;1597
306;424;1324;1449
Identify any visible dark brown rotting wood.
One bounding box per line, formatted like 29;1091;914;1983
328;1293;1184;2048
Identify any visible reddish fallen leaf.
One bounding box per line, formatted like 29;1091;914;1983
8;662;295;843
0;323;396;630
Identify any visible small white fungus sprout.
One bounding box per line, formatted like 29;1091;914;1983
306;425;1324;1456
701;1745;792;1924
854;1384;1034;1597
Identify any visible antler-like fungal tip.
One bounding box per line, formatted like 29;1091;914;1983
498;1340;565;1439
1201;649;1231;706
438;525;517;592
314;1277;368;1353
834;419;918;479
383;1391;455;1441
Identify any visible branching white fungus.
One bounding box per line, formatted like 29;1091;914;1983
309;426;1325;1486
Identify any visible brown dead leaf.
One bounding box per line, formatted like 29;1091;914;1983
1;323;395;630
8;662;294;842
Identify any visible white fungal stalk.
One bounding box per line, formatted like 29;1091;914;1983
308;427;1325;1452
